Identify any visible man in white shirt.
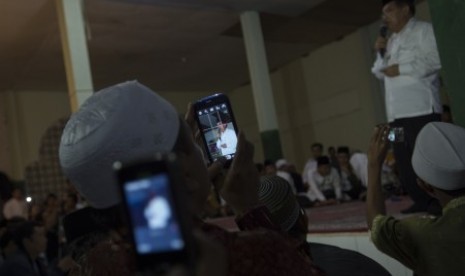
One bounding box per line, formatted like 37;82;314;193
302;143;324;188
307;156;342;205
215;122;237;157
371;0;442;214
3;188;27;220
275;159;296;194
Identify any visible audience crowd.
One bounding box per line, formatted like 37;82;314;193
0;78;461;276
2;0;465;274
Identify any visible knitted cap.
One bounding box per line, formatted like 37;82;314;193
59;81;180;208
412;122;465;191
258;175;301;231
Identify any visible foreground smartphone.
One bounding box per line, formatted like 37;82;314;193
194;93;239;166
114;154;193;272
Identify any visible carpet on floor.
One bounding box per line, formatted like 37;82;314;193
206;196;416;234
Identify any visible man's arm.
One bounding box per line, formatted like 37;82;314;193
371;35;388;79
226;130;238;150
307;173;326;202
372;53;387;80
366;125;389;229
216;136;222;149
331;169;342;200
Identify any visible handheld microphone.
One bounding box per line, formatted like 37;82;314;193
379;25;388;57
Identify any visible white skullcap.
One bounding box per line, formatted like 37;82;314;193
258;175;301;231
412;122;465;191
59;81;180;208
275;159;289;169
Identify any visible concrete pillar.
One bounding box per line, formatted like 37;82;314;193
428;0;465;127
240;11;283;161
55;0;93;112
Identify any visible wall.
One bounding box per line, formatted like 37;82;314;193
302;29;379;155
230;29;380;170
1;90;71;180
1;2;433;179
0;89;213;181
0;94;11;177
228;1;433;171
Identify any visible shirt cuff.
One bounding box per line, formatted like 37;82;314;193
235;205;279;231
370;214;388;245
398;63;413;75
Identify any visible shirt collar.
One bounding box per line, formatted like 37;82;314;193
392;17;416;38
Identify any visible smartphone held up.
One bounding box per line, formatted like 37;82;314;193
387;127;404;143
114;154;194;273
193;93;239;167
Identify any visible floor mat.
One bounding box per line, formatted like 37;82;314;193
206;196;416;233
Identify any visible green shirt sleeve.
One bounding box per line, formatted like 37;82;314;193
371;215;418;270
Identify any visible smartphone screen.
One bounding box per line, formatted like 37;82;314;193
115;157;193;269
194;94;239;164
123;173;184;255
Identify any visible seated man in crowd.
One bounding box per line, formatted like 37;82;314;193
336;147;365;201
367;122;465;275
0;221;48;276
59;81;323;275
307;156;342;205
259;175;389;276
302;143;324;188
275;159;296;194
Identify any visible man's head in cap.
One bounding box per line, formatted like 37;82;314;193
59;81;210;214
275;159;290;171
412;122;465;204
317;156;331;176
259;175;308;241
263;159;277;175
381;0;415;33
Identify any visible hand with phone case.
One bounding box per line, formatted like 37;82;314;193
193;93;239;167
115;154;195;274
220;132;260;216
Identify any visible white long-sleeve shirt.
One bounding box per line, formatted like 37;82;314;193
3;198;27;219
371;18;442;122
302;159;317;184
306;168;342;202
216;127;237;156
350;153;368;187
276;171;296;194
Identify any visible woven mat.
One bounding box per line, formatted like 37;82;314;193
206;196;415;234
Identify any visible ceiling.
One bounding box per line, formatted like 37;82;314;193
0;0;383;92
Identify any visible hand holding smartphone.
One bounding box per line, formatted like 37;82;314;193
193;93;239;167
114;154;194;273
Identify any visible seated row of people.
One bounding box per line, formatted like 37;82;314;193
263;146;368;206
3;79;462;275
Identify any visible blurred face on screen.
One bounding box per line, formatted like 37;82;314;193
217;122;226;133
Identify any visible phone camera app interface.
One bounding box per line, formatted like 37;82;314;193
124;174;184;254
197;103;238;160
